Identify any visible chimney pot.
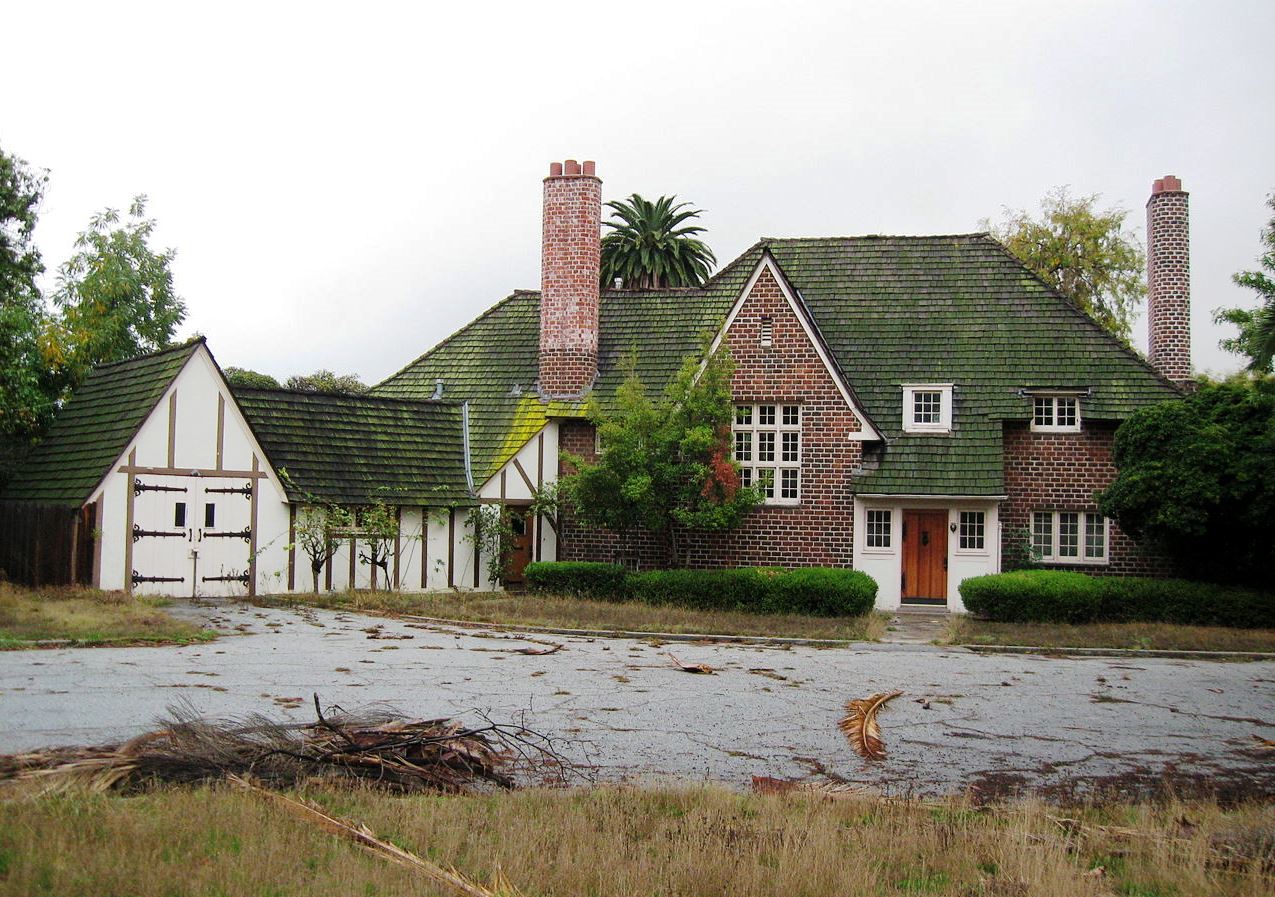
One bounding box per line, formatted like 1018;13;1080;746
549;162;563;177
582;160;596;176
564;159;581;176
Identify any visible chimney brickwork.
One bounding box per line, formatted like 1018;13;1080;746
1146;175;1191;384
539;159;601;397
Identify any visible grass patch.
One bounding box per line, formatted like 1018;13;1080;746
0;783;1270;896
258;590;885;641
944;615;1275;653
0;582;214;649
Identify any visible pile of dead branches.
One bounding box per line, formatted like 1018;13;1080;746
0;696;570;794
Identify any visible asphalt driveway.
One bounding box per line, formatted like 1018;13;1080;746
1;600;1271;800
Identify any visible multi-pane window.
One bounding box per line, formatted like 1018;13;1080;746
865;510;892;548
902;384;953;433
732;403;801;505
1032;510;1107;563
1031;395;1081;432
959;511;986;550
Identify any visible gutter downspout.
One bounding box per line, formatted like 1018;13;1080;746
461;401;475;494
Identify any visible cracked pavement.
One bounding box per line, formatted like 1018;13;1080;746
1;600;1272;800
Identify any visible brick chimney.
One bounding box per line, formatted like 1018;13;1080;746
539;159;601;398
1146;175;1191;384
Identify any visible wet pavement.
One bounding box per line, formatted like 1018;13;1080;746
1;600;1272;800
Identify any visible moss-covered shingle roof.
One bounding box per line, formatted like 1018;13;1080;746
233;387;471;506
378;233;1179;497
2;340;202;506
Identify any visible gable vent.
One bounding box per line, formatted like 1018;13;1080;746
760;315;774;348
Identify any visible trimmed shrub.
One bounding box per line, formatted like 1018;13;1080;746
629;566;876;617
524;562;628;601
960;570;1103;624
960;570;1274;628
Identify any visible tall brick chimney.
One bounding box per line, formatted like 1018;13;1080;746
1146;175;1191;384
539;159;601;398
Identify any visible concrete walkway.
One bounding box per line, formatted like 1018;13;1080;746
2;599;1272;801
881;607;951;645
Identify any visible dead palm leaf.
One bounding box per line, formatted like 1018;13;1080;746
666;652;715;674
232;776;520;897
837;691;904;761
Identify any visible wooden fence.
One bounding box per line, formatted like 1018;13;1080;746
0;501;95;587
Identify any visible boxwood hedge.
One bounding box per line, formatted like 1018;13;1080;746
960;570;1273;628
525;562;877;617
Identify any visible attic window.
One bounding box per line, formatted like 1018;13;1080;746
760;315;773;348
901;384;953;434
1031;395;1081;433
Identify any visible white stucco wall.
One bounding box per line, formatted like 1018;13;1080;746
475;421;561;568
853;497;1001;612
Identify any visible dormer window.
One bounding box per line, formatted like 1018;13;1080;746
902;384;953;434
1031;395;1081;433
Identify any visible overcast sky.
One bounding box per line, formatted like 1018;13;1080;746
6;1;1274;383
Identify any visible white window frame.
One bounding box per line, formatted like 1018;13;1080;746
863;508;893;552
902;384;953;434
1031;510;1108;564
1031;395;1082;433
733;403;801;506
956;510;987;553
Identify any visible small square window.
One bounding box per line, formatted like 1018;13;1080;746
959;511;985;550
1033;397;1053;427
902;384;953;433
735;406;752;426
914;391;942;424
1057;398;1077;428
780;468;799;499
782;405;800;426
866;509;891;548
1032;395;1082;432
734;431;752;462
758;405;776;426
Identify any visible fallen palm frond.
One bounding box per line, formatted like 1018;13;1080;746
666;652;715;674
838;691;904;761
512;644;564;655
233;775;520;897
1;696;572;794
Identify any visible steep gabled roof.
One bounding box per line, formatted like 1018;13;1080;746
376;234;1180;496
233;387;472;506
2;340;202;506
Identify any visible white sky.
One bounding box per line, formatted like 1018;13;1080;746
6;1;1274;383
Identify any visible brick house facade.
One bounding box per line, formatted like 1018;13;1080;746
374;160;1191;609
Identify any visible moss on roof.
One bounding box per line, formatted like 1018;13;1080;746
375;234;1180;497
2;340;202;506
233;387;472;506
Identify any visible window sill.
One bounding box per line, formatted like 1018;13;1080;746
1030;426;1081;435
860;546;894;555
1039;558;1109;566
902;425;952;435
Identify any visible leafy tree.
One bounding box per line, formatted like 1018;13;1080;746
600;194;716;289
988;188;1146;342
355;500;398;590
223;367;282;390
1098;378;1275;585
1214;193;1275;372
560;347;760;567
0;145;55;438
293;502;354;593
53;195;186;379
285;369;367;394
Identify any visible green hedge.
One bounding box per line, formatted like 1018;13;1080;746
524;562;628;601
960;570;1274;628
525;562;878;617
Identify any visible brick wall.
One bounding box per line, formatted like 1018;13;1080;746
539;160;601;397
557;265;868;569
1001;421;1167;576
1146;176;1191;384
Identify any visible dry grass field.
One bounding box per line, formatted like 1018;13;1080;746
260;589;886;642
944;615;1275;654
0;583;213;649
1;783;1271;897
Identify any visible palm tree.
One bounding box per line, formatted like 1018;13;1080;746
600;194;716;289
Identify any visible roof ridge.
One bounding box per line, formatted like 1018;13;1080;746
374;290;536;388
233;384;460;407
759;232;991;243
91;336;204;371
